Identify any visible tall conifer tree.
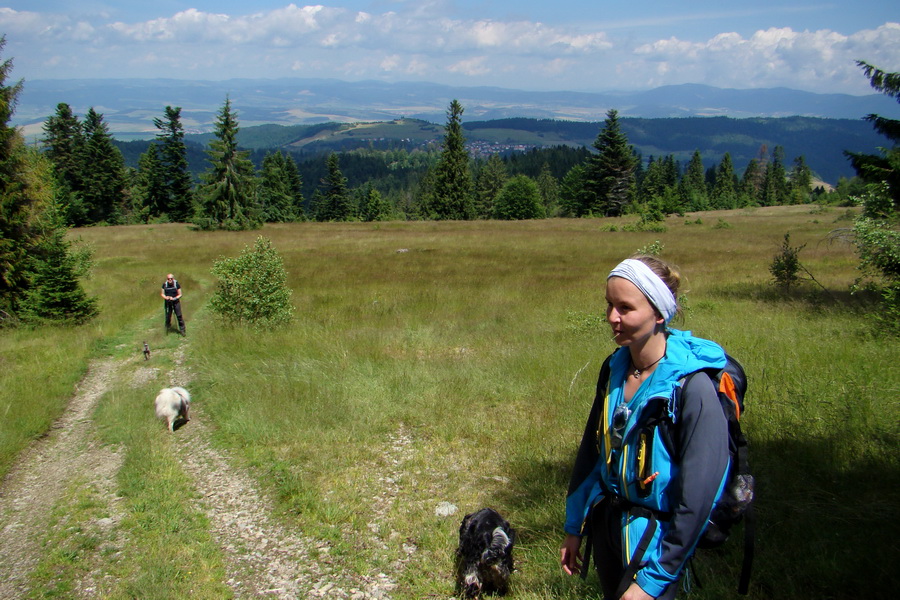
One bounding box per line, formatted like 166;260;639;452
428;100;474;220
681;150;708;211
42;103;86;225
315;153;351;221
0;40;42;315
474;153;507;219
136;143;167;220
711;152;738;209
1;39;96;323
81;108;126;224
259;151;304;222
845;61;900;211
153;106;193;221
196;97;259;230
584;109;636;216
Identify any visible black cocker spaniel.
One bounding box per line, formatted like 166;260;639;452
455;508;515;598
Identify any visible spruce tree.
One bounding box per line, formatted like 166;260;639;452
19;200;98;325
428;100;474;220
845;61;900;211
359;186;391;222
81;108;126;224
474;153;507;219
681;150;708;211
789;156;813;204
315;153;351;221
536;163;560;216
711;153;738;209
135;143;167;222
196;97;260;230
759;146;788;206
845;61;900;333
258;151;302;222
0;40;95;324
559;164;591;217
584;109;636;216
740;158;761;206
41;103;87;225
153;106;194;221
0;41;47;317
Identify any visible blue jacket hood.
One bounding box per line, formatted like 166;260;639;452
611;328;726;416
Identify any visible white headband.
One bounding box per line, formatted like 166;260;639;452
607;259;678;323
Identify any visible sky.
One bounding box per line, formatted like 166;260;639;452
2;1;898;95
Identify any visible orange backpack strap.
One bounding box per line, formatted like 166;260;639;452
719;371;741;420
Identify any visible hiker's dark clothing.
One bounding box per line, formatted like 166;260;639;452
162;279;185;334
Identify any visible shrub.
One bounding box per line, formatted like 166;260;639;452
209;236;294;327
493;175;545;220
636;240;665;256
770;233;805;291
852;184;900;334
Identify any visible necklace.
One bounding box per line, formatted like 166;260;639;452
631;353;664;379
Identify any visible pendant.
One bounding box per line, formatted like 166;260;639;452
632;368;641;379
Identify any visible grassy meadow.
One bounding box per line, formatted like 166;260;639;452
1;205;898;599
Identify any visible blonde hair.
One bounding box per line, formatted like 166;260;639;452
630;254;682;320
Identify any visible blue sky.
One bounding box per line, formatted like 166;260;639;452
2;1;898;94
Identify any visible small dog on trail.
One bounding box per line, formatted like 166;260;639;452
455;508;515;598
154;387;190;431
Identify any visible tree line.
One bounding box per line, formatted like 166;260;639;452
38;97;834;229
2;32;896;329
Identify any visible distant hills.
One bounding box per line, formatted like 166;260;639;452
12;78;900;139
13;78;897;184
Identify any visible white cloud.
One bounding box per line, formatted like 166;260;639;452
448;56;491;76
0;4;897;95
629;23;900;92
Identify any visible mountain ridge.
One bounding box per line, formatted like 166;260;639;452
12;78;899;141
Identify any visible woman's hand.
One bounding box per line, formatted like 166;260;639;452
620;582;655;600
560;534;583;576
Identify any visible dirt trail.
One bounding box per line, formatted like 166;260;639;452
0;358;123;598
0;338;401;599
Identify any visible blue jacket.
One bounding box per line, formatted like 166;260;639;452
565;329;730;597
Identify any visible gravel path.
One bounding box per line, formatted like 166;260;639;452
0;338;405;599
0;358;123;598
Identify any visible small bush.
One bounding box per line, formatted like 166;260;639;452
713;218;732;229
769;233;805;291
635;240;665;256
209;236;294;327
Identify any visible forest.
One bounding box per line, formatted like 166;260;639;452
41;97;868;229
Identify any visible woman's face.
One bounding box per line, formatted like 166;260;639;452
605;276;664;347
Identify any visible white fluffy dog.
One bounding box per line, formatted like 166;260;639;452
154;386;191;431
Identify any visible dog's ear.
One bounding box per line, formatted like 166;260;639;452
459;512;474;535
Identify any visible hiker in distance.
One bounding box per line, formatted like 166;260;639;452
161;273;186;335
561;256;730;599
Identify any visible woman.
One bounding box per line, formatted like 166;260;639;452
560;256;730;599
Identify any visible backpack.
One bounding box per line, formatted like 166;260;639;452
675;353;754;595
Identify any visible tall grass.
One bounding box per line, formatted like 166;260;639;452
3;206;897;598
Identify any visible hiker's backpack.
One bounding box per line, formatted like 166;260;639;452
675;353;754;595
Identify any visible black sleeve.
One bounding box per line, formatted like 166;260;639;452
657;371;729;575
566;356;611;497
